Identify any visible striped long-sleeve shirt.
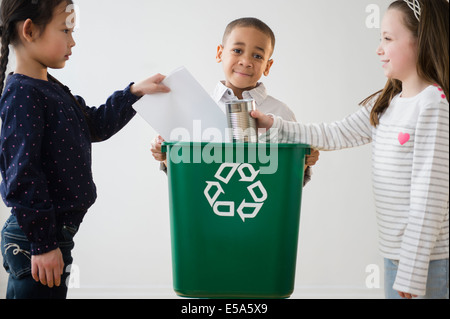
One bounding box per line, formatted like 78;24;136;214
265;85;449;296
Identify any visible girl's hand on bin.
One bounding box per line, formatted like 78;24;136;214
251;110;274;131
151;135;167;165
130;74;171;97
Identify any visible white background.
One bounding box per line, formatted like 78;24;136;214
1;0;391;298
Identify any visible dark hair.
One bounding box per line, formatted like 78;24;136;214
361;0;449;127
0;0;99;140
222;17;276;56
0;0;73;94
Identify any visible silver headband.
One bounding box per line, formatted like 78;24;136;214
404;0;421;21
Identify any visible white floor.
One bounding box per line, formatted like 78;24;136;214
65;285;384;299
1;281;384;299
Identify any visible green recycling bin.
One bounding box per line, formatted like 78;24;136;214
162;142;310;299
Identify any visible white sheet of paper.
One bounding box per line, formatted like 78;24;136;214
133;66;228;142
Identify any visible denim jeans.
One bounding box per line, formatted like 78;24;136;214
1;215;77;299
384;258;449;299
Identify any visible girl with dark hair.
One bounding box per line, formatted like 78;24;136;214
0;0;169;299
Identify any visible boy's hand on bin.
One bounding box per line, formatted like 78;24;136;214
306;149;320;167
151;135;167;165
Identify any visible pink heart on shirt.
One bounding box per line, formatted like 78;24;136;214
398;132;410;145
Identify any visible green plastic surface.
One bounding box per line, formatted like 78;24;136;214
163;142;310;298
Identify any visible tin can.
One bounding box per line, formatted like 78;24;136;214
226;99;257;143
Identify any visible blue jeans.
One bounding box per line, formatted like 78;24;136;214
1;215;77;299
384;258;449;299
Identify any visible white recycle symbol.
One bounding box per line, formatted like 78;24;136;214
204;163;268;222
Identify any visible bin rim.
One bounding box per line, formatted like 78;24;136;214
161;141;310;153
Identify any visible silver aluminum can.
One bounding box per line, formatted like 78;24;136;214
225;99;257;143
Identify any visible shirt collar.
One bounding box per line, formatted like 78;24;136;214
212;81;231;104
212;81;268;106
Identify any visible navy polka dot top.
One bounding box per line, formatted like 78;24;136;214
0;73;140;255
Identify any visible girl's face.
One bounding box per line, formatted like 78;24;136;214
376;9;418;82
30;2;76;69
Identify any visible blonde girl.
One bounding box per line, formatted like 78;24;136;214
253;0;449;299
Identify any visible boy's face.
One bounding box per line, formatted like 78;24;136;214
216;27;274;94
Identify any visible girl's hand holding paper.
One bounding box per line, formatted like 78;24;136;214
130;74;171;97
